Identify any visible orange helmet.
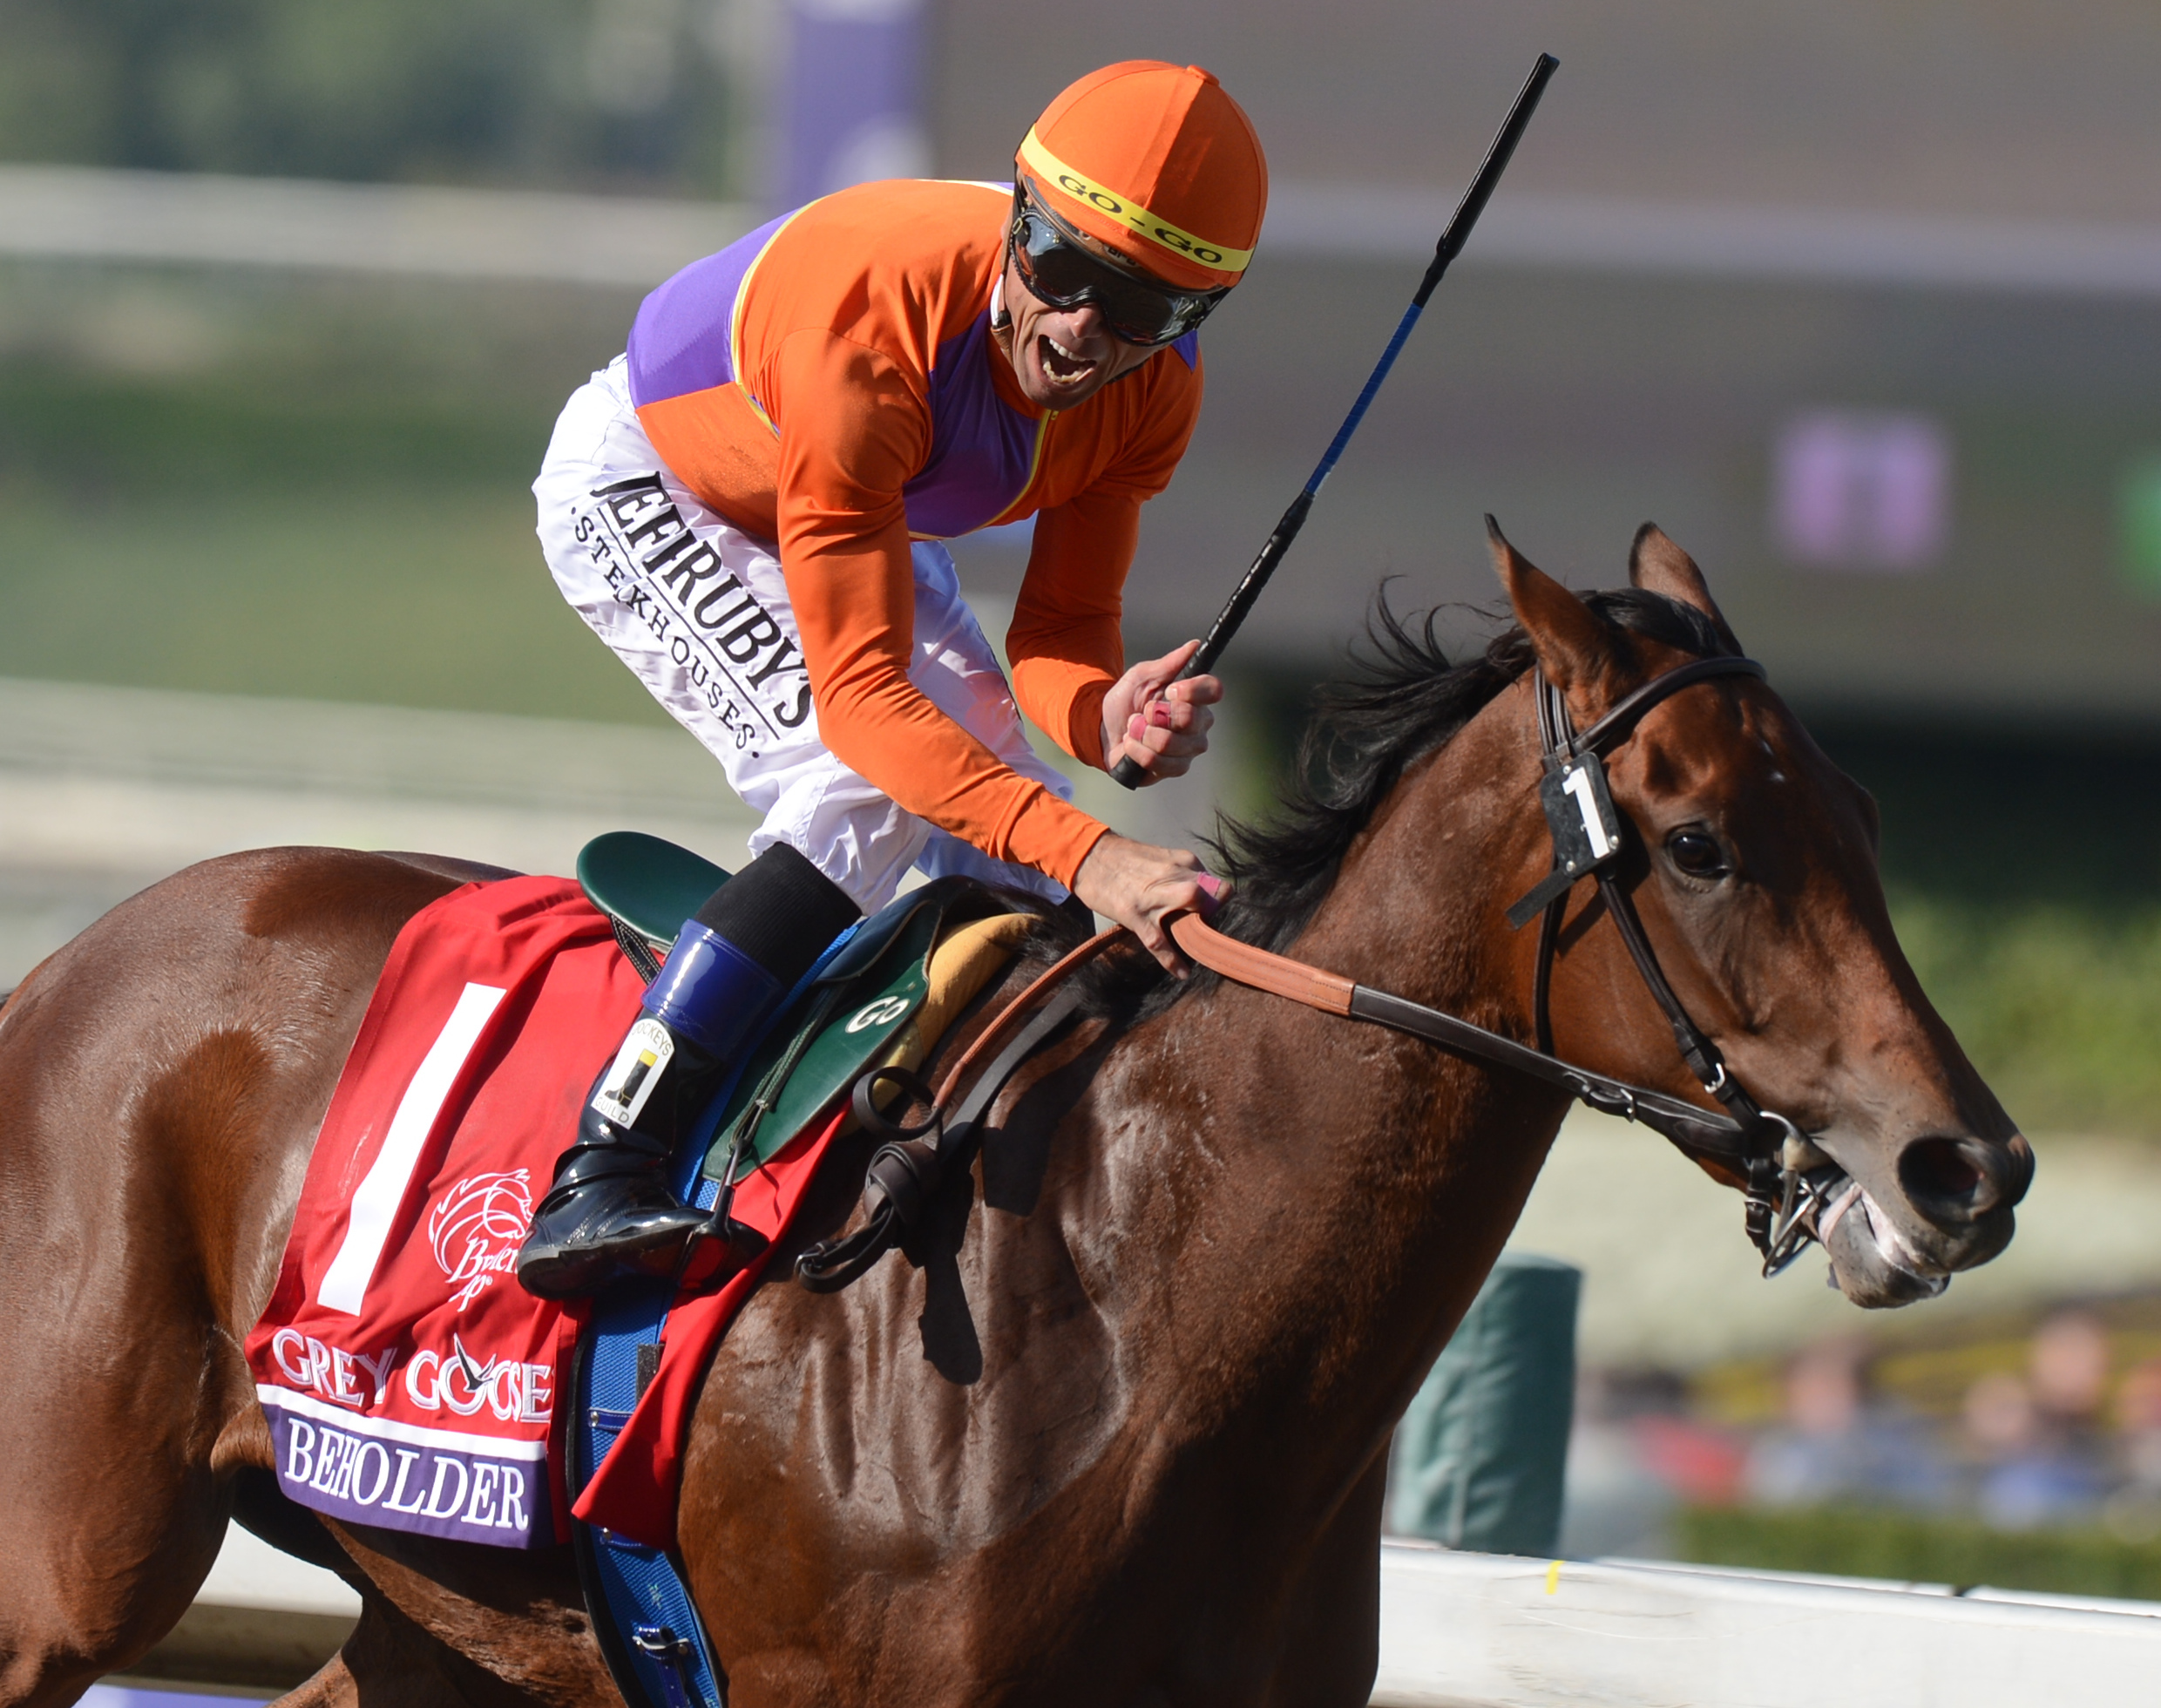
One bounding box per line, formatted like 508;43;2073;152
1016;61;1268;293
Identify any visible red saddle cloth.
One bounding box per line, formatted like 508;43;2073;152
244;874;843;1550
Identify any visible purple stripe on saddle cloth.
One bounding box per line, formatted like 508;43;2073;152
627;210;797;409
903;308;1039;539
261;1389;553;1549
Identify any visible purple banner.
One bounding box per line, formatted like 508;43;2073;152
776;0;928;211
264;1393;552;1548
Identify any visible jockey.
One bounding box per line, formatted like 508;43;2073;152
518;60;1268;1298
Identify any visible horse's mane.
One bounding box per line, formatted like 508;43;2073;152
1045;585;1738;1016
1209;586;1736;955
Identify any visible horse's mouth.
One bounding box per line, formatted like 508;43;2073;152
1809;1176;1952;1307
1800;1131;2027;1308
1809;1171;2030;1309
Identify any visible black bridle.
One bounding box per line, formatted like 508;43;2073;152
1504;654;1834;1273
1321;653;1839;1275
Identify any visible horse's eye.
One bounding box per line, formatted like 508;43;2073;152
1667;830;1731;879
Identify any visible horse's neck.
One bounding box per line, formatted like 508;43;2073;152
1088;704;1565;1481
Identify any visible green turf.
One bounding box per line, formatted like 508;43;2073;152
0;322;679;722
1890;898;2161;1140
1678;1503;2161;1601
0;364;546;493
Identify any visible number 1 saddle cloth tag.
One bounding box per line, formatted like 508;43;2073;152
243;875;643;1549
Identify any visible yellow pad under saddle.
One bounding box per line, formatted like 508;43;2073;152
853;912;1035;1128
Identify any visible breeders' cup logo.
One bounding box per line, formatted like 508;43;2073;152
428;1171;532;1312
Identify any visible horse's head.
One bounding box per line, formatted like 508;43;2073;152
1487;520;2029;1306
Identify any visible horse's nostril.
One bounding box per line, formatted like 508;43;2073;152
1897;1135;2003;1223
2004;1133;2036;1207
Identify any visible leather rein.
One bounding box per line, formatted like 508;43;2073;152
796;651;1839;1292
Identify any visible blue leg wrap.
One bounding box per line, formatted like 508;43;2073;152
640;921;784;1062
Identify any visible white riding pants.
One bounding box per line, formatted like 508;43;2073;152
534;356;1072;914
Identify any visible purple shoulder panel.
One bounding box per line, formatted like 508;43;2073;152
627;210;798;410
902;308;1039;539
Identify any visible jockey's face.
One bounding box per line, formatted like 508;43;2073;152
996;245;1162;410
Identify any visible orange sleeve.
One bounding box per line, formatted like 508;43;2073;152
767;329;1109;887
1006;351;1204;770
1007;487;1139;770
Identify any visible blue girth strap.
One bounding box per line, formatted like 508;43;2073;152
570;1292;726;1708
568;916;866;1708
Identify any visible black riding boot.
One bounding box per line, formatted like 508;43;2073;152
516;844;859;1300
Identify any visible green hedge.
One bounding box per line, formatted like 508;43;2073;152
1891;898;2161;1141
1678;1504;2161;1601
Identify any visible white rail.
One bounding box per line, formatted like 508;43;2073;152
1373;1541;2161;1708
5;164;2161;298
0;165;757;288
94;1526;2161;1704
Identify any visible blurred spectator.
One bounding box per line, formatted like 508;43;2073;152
2030;1311;2111;1423
2114;1357;2161;1481
1964;1371;2038;1456
1636;1413;1749;1508
2103;1356;2161;1542
1744;1340;1954;1512
1570;1302;2161;1555
1964;1314;2115;1530
1745;1342;1866;1507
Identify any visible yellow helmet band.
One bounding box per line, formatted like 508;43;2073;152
1016;127;1255;275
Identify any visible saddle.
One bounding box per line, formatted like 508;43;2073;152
577;830;1036;1185
568;832;1046;1708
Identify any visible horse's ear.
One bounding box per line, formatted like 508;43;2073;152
1629;523;1744;654
1487;515;1609;691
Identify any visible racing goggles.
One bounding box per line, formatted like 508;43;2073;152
1007;191;1228;347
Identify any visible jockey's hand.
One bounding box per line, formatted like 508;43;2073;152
1074;832;1208;975
1101;640;1222;784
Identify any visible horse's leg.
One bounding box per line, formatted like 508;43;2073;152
274;1599;484;1708
1255;1456;1387;1708
265;1523;607;1708
0;851;458;1705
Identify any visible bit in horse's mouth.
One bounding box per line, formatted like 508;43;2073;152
1815;1175;1951;1300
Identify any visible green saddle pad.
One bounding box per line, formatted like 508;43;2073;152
577;830;732;946
699;898;949;1176
576;834;989;1178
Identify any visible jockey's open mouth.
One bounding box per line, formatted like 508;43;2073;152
999;295;1146;406
1038;331;1102;387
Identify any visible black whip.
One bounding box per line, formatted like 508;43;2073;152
1110;51;1559;789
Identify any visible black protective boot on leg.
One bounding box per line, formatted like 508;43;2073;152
513;1055;717;1298
516;844;859;1299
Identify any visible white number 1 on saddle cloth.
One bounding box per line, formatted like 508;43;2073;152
243;876;650;1550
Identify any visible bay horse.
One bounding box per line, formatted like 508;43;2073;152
0;526;2028;1707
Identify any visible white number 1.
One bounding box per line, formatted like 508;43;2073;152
1562;765;1613;859
318;981;505;1316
